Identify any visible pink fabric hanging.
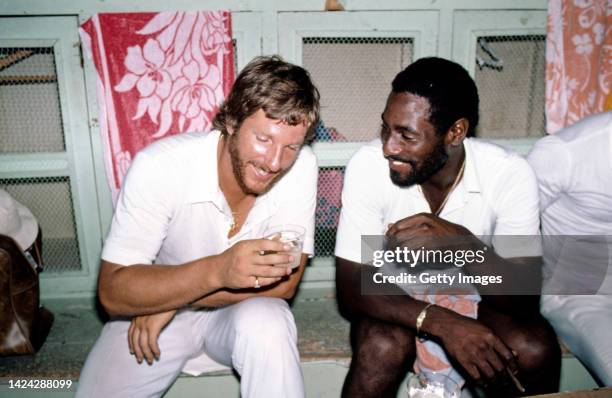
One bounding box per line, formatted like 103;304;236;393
79;12;234;202
545;0;611;134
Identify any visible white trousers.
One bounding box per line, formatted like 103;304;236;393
541;295;612;386
76;297;304;398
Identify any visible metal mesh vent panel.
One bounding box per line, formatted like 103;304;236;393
303;37;413;142
0;47;66;153
232;38;238;73
475;35;546;138
0;177;82;272
315;166;345;257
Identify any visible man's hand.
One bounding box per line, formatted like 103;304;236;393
128;309;177;364
386;212;472;249
431;308;518;383
214;239;295;290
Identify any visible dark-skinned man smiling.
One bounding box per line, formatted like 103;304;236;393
335;57;560;398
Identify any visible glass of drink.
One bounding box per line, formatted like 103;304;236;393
407;371;460;398
263;224;305;269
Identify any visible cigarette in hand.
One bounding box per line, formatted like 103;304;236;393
506;368;525;393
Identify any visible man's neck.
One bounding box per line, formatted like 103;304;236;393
419;145;466;215
421;144;466;194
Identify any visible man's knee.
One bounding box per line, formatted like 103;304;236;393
77;319;190;398
352;318;415;369
232;297;297;344
505;319;561;374
342;319;415;398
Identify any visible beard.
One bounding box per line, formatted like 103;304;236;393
228;134;288;196
388;138;449;187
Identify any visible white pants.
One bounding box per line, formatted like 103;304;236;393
541;295;612;386
76;297;304;398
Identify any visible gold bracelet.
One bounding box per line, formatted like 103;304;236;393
416;303;434;335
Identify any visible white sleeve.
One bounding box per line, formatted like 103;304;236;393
101;152;174;266
334;149;385;263
527;136;571;212
491;155;542;258
266;149;318;256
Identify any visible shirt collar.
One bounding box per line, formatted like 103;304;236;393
402;138;482;199
421;139;482;216
461;138;482;194
438;139;481;215
186;130;223;206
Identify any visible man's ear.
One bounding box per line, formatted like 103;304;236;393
447;118;469;146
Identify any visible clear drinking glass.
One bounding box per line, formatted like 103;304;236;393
407;371;461;398
263;224;305;269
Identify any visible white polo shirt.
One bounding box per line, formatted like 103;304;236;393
102;130;317;267
335;138;541;263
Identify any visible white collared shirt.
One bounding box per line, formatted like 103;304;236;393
527;112;612;236
335;137;542;263
102;130;317;266
527;112;612;294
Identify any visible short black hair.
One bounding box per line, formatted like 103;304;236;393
391;57;479;137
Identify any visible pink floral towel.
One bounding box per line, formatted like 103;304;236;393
546;0;611;134
79;12;234;202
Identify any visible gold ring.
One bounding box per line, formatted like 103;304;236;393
254;277;260;289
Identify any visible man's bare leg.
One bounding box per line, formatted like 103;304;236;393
342;317;416;398
477;302;561;397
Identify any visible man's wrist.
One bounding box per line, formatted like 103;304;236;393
195;255;224;292
415;303;434;335
419;304;454;337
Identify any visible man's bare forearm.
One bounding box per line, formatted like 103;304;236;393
414;233;542;317
336;257;433;331
192;289;256;308
463;249;542;317
98;256;223;317
384;219;542;317
191;285;284;308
